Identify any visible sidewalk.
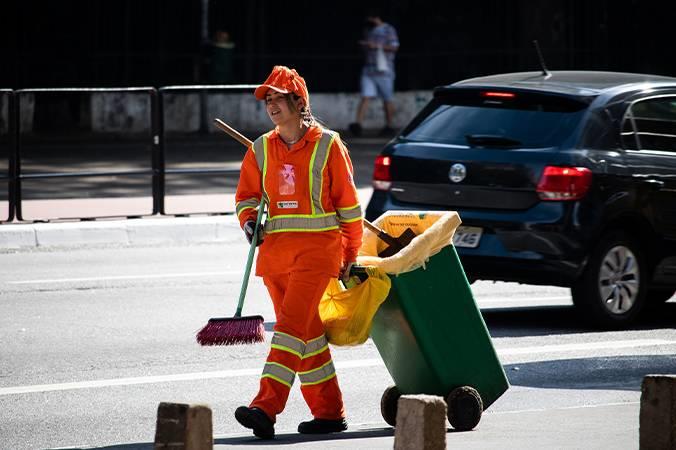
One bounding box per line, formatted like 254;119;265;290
0;188;374;250
1;131;385;250
54;402;638;449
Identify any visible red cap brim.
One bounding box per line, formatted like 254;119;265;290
254;84;290;100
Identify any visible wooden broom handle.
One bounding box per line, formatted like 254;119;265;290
363;220;382;234
363;219;402;247
214;118;252;147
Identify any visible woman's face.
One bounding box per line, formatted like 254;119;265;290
265;91;303;126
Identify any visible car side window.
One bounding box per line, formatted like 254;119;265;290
622;96;676;152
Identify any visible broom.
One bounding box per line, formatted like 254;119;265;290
195;189;266;344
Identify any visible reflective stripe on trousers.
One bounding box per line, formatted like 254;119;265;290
250;272;345;421
262;332;333;387
269;331;328;359
298;360;336;386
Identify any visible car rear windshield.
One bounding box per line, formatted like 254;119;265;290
403;89;590;148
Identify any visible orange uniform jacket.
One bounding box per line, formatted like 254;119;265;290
235;125;363;277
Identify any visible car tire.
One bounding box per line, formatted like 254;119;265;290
571;231;647;328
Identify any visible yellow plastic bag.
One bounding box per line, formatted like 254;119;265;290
319;267;391;346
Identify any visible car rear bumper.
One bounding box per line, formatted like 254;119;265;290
458;254;583;286
366;190;590;286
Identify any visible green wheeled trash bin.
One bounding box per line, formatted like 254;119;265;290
359;211;509;431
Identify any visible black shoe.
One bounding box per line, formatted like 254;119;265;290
348;122;362;137
378;126;396;137
297;418;348;434
235;406;275;439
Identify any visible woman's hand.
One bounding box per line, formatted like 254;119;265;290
243;220;264;246
339;261;355;284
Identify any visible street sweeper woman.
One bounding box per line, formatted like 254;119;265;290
233;65;363;439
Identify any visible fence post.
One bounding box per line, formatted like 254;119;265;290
5;90;16;222
151;88;164;215
14;90;23;221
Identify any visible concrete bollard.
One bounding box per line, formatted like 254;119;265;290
154;402;213;450
394;395;447;450
640;375;676;450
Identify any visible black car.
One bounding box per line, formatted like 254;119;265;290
366;71;676;328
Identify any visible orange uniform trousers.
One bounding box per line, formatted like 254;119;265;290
250;270;345;422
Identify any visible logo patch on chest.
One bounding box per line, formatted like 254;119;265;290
277;200;299;209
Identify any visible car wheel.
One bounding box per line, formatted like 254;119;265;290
647;288;675;304
380;385;401;427
571;231;647;328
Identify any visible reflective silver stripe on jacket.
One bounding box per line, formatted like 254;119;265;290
252;135;266;170
298;361;336;386
265;214;339;233
270;332;306;357
252;135;270;206
236;198;260;218
336;204;362;223
253;130;342;233
310;131;336;215
262;362;296;387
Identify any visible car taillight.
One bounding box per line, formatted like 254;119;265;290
373;155;392;191
536;166;592;201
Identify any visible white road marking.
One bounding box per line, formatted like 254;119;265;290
0;368;261;396
4;270;571;303
0;359;382;396
6;271;573;306
492;401;640;415
499;339;673;355
2;340;673;397
477;295;571;305
6;271;243;284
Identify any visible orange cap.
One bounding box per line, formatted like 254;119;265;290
254;65;309;106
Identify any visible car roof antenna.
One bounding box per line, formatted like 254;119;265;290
533;40;552;79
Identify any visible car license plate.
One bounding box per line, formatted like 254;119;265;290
453;226;483;248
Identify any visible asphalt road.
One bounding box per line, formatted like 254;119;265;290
1;241;675;449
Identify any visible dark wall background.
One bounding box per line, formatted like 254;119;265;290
2;0;675;91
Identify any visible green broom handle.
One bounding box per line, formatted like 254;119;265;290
235;198;265;317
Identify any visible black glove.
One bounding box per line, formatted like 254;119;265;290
243;220;264;246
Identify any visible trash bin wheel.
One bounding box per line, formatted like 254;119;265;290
446;386;483;431
380;385;401;427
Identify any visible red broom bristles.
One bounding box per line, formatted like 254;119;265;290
196;315;266;346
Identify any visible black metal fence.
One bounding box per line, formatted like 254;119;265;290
0;90;14;222
158;86;250;216
1;85;260;223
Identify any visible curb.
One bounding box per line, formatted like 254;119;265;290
0;215;243;250
0;189;373;250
